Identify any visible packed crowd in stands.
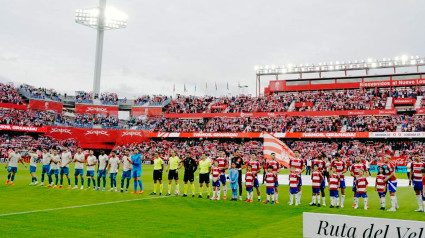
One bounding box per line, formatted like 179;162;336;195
74;113;119;129
0;83;25;105
134;95;170;106
391;86;425;99
294;89;388;111
0;134;77;160
19;84;61;102
75;91;93;104
100;92;119;105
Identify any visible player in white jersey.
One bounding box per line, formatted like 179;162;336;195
97;150;109;191
47;150;61;188
73;148;85;190
39;149;51;186
28;149;40;185
59;147;72;189
5;148;26;185
120;150;132;193
108;151;120;192
86;150;97;190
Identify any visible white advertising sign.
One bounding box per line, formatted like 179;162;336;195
303;212;425;238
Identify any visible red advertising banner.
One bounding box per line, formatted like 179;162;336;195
0;124;47;133
163;109;397;118
45;126;148;148
268;77;425;92
29;99;63;112
0;102;28;110
284;132;369;138
131;107;162;117
295;102;314;108
75;104;119;116
416;108;425;115
147;132;369;139
393;98;416;105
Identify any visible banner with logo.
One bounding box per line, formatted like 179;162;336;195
29;99;63;112
303;212;425;238
45;126;148;148
393;98;416;105
0;124;47;133
75;104;119;116
416;108;425;115
131;107;162;117
0;102;28;110
295;102;314;108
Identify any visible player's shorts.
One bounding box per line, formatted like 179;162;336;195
378;192;387;197
340;179;346;189
212;180;220;187
86;170;95;177
266;188;275;195
413;181;423;192
329;190;339;197
154;169;163;181
183;171;194;183
274;181;279;188
132;169;142;178
246;186;253;192
355;193;367;198
312;188;320;194
109;173;117;180
168;169;178;180
122;170;131;179
199;173;210;184
7;166;17;173
220;174;226;184
29;166;36;173
290;187;299;194
298;176;302;187
97;170;107;178
74;169;84;176
60;167;69;175
49;169;59;175
42;165;50;174
253;178;260;188
320;180;326;189
388;181;397;193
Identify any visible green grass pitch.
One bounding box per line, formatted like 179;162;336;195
0;164;424;237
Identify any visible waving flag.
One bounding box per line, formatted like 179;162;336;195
263;132;294;168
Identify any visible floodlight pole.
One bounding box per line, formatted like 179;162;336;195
93;0;106;99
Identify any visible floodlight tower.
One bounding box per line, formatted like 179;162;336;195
75;0;128;98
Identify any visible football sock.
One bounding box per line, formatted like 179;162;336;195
81;177;84;186
138;180;143;190
75;177;78;186
184;184;188;194
175;184;178;193
191;184;195;195
60;178;63;185
154;183;158;193
341;195;345;206
160;184;163;193
11;174;15;182
87;178;91;187
417;195;423;209
134;180;137;191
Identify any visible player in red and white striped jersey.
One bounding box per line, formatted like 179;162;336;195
245;165;254;202
410;152;425;212
354;169;369;210
383;155;398;211
211;161;221;200
266;153;280;204
248;154;261;202
310;164;324;207
375;166;387;210
265;166;277;204
290;150;305;205
350;157;367;208
288;167;300;206
312;153;327;206
216;152;228;200
330;153;347;208
328;166;340;208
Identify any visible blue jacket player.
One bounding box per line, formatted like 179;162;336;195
129;148;143;194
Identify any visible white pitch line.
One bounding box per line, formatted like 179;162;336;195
0;196;170;217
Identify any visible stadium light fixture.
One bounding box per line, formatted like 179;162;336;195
255;55;425;76
75;0;128;98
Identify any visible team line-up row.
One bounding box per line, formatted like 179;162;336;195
3;148;425;212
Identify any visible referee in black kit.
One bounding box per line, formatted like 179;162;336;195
182;151;197;197
231;150;245;200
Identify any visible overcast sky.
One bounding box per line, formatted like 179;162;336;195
0;0;424;98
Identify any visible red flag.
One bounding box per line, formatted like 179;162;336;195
263;132;294;168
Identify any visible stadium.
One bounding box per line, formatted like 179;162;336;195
1;1;425;237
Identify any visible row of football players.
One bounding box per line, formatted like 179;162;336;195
4;147;144;193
